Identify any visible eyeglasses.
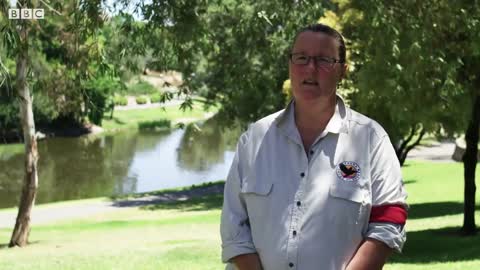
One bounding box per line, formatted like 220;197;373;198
289;53;343;68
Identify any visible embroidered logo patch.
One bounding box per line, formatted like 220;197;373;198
336;161;361;182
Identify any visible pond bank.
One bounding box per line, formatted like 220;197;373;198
0;99;218;147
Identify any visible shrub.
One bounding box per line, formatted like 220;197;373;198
136;95;148;105
84;76;124;126
138;119;171;130
149;93;161;103
127;80;157;95
114;95;128;106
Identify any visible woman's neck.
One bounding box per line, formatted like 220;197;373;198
294;95;336;150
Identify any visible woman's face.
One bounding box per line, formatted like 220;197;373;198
289;31;345;103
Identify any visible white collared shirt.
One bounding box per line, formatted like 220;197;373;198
220;96;408;270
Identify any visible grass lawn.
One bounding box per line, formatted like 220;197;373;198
0;161;479;269
102;99;218;132
0;143;24;160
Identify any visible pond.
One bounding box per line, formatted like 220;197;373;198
0;117;242;209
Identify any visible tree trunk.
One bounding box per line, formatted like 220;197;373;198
9;18;39;248
395;124;425;166
462;94;479;235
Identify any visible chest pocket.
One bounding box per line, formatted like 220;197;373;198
328;177;370;228
329;179;367;204
240;174;274;221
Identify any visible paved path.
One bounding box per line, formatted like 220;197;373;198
0;184;225;229
114;97;185;111
408;141;456;162
0;200;121;229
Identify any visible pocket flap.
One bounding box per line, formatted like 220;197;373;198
329;183;365;204
241;180;273;195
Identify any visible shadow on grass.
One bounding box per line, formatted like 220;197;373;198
390;226;480;264
403;179;417;185
111;181;225;212
408;202;480;219
141;194;223;211
112;117;126;125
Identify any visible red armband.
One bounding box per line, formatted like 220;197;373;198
369;204;407;225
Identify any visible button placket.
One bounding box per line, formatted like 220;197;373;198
307;147;315;162
287;190;302;267
287;165;308;270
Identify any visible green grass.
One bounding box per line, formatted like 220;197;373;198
1;161;480;269
102;100;217;132
0;143;23;160
386;161;480;270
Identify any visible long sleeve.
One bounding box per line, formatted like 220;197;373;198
220;132;257;263
365;135;408;252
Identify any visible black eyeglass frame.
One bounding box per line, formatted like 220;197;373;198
289;53;344;66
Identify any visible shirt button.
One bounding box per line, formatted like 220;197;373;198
296;201;301;206
310;150;314;155
300;172;305;177
289;262;294;267
293;230;297;236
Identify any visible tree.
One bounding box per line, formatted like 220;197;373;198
0;0;39;247
1;0;123;138
336;1;466;165
130;0;332;123
340;0;479;234
0;0;113;247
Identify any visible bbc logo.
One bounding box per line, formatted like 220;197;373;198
8;9;44;20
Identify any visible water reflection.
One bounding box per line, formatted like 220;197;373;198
177;117;240;172
0;117;243;208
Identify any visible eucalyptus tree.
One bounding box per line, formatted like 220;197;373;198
0;0;109;247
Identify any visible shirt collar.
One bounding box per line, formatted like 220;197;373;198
275;95;349;143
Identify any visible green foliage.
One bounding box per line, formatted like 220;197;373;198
149;93;162;103
101;15;152;81
113;95;128;106
83;76;123;125
135;95;148;105
32;91;60;125
0;46;18;134
128;80;157;96
140;0;329;125
0;88;18;132
137;119;171;130
282;79;292;105
340;0;479;144
0;1;138;135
